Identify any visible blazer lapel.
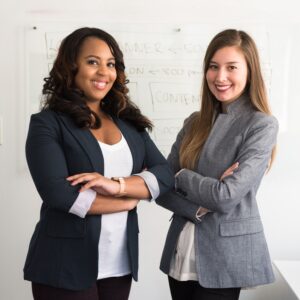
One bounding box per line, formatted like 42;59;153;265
58;113;104;174
113;118;138;174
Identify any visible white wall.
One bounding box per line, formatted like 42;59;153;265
1;1;300;299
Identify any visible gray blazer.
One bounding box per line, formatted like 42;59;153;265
156;95;278;288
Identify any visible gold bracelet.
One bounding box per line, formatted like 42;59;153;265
111;177;126;197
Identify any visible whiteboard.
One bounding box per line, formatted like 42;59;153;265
24;23;289;156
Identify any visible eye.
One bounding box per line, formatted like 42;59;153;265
87;59;99;65
228;65;237;71
107;61;116;68
208;64;218;70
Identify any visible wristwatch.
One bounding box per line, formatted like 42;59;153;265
111;177;126;197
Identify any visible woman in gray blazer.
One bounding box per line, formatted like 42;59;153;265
156;29;278;300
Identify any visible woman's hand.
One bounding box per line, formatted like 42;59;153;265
220;162;239;181
67;172;120;196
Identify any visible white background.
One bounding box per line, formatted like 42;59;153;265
24;23;282;157
0;1;300;299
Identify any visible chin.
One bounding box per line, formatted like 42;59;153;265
215;92;240;103
215;95;231;102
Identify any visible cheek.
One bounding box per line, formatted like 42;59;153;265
240;74;248;89
74;74;84;90
74;67;90;87
239;67;248;87
206;72;213;85
112;71;117;83
233;72;247;89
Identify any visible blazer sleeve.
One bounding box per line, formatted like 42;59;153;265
156;190;203;223
141;131;174;196
175;115;279;214
26;112;80;212
155;114;203;222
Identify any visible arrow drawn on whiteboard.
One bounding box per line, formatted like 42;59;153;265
148;69;160;75
168;46;181;54
187;70;201;77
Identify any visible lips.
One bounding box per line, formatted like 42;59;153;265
92;80;107;90
215;84;231;92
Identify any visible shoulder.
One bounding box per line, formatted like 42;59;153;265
183;111;199;125
249;111;279;132
168;111;199;150
239;112;279;145
180;111;199;133
30;109;78;128
28;109;64;136
30;109;59;123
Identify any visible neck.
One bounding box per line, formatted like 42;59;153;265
221;102;229;113
220;92;247;113
221;99;236;113
87;102;107;118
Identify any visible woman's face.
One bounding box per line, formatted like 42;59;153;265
74;37;117;104
206;46;248;104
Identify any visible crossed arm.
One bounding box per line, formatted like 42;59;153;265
156;114;278;219
26;112;171;217
67;173;150;215
156;162;239;222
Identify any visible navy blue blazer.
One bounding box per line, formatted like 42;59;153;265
24;109;174;291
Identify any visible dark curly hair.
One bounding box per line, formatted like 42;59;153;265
42;27;152;131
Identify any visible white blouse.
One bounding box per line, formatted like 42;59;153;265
68;133;160;278
169;221;198;281
96;135;133;279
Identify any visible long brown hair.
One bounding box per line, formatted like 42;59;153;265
42;27;152;131
179;29;275;169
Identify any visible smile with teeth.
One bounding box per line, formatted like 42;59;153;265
92;80;107;90
215;84;232;92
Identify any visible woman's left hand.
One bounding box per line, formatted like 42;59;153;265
220;162;239;181
67;173;120;196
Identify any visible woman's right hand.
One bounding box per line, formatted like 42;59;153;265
67;172;120;196
220;162;239;181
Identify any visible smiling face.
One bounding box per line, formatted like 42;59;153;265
74;37;117;109
206;46;248;105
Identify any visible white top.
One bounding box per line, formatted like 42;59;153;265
69;138;161;218
169;170;207;281
169;221;198;281
67;131;161;277
97;135;133;279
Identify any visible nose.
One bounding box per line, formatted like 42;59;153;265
97;63;109;76
215;68;227;82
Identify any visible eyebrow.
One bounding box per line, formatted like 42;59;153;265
84;55;115;61
210;60;240;64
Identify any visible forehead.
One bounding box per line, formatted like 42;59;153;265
78;37;114;57
211;46;246;63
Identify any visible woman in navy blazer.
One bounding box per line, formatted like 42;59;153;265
24;27;173;300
